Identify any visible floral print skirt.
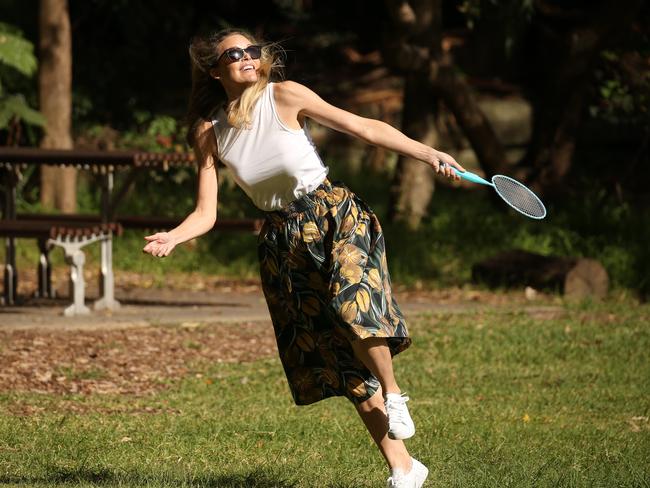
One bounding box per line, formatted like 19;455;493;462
257;178;411;406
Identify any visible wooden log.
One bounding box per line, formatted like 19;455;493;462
471;249;609;299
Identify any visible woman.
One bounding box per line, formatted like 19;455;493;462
143;29;464;488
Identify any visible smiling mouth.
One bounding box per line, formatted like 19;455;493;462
241;65;255;72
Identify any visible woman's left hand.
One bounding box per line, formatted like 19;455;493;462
143;232;177;258
432;150;465;180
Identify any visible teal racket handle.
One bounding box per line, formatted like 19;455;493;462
440;163;492;186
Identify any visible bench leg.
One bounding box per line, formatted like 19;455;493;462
35;238;54;299
3;236;17;305
64;249;90;317
94;235;120;311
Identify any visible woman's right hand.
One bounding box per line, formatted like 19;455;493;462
432;149;465;181
143;232;177;258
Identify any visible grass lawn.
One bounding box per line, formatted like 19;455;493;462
1;300;649;487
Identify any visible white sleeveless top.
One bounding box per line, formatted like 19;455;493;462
211;82;329;211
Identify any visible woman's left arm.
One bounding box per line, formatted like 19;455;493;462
275;81;465;178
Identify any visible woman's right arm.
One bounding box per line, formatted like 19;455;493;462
142;120;219;258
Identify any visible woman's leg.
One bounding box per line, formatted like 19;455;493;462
354;386;412;471
350;337;400;395
352;337;416;441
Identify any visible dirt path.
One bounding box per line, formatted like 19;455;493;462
1;270;560;331
0;273;563;404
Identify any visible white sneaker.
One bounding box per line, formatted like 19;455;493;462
386;457;429;488
384;393;415;440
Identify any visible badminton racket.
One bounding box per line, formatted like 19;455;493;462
440;162;547;219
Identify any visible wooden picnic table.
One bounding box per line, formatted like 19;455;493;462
0;147;261;315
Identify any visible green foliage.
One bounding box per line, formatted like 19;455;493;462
590;50;650;126
458;0;534;27
71;90;94;122
0;22;37;76
119;113;188;153
0;22;44;134
0;93;45;129
113;230;259;281
386;185;650;294
72;114;197;222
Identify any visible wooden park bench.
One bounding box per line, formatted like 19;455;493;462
2;214;263;316
0;147;264;315
0;219;122;316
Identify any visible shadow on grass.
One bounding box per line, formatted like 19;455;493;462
0;465;299;487
116;298;249;308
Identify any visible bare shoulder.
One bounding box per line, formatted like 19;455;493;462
192;119;219;168
272;80;320;106
198;118;216;133
195;119;218;149
273;80;309;95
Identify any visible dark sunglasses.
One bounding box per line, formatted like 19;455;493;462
215;45;262;65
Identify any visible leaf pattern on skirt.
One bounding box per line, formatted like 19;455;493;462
258;179;411;406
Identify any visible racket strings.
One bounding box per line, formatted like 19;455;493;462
492;176;546;219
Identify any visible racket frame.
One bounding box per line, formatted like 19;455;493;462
439;163;547;219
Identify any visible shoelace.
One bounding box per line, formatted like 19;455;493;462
385;394;410;423
387;465;410;487
387;474;403;487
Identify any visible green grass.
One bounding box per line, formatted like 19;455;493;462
1;301;649;487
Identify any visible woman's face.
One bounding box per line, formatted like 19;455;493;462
212;34;260;85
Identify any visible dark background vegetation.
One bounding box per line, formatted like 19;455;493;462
1;0;649;297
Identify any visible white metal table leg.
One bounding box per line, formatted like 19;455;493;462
94;233;121;311
49;233;106;317
64;248;90;316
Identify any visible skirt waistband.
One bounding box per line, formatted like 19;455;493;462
267;178;338;218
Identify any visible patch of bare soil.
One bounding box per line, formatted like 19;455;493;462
0;321;277;397
395;284;558;306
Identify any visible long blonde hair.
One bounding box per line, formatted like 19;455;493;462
186;29;284;147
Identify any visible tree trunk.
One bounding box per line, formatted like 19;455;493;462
389;75;438;228
434;67;513;177
38;0;76;213
472;249;609;300
384;0;443;229
523;0;644;196
383;0;512;227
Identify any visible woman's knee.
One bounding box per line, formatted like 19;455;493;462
352;337;388;353
354;387;384;414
